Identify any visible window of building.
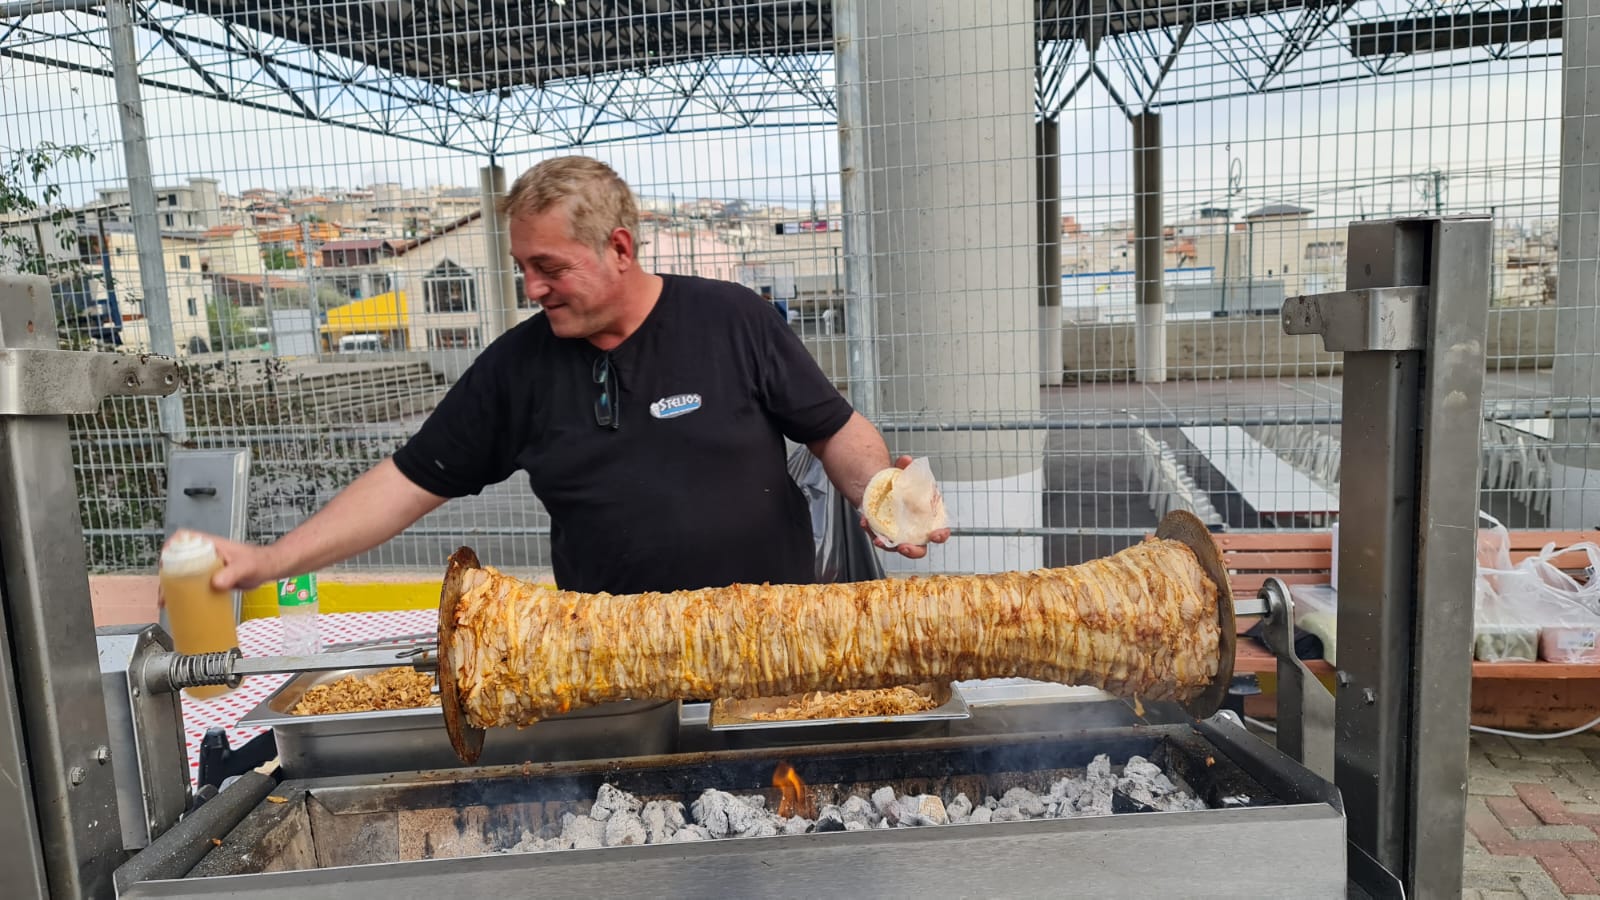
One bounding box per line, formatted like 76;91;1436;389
167;193;177;206
164;214;174;227
423;260;477;313
186;297;198;317
1304;241;1346;260
178;254;191;269
427;327;480;350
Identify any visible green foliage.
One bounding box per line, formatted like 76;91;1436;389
0;142;95;277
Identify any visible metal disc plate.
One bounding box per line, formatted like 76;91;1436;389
438;546;486;765
1153;510;1236;719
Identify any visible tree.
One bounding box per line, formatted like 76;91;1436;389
263;246;298;270
1;142;100;347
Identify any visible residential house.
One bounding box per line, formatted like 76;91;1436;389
97;177;222;232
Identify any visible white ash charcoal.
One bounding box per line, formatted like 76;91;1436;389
669;825;712;843
503;829;550;854
840;795;876;828
741;794;768;811
604;812;647;847
946;792;973;824
560;812;606;850
641;799;686;845
983;795;999;811
913;795;948;826
781;816;813;836
870;786;897;819
591;784;642;822
844;821;868;832
874;818;890;830
998;787;1047;818
968;806;993;825
1086;754;1113;783
990;805;1030;823
692;789;765;839
741;819;779;839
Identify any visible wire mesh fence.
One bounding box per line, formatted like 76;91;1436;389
0;0;1591;576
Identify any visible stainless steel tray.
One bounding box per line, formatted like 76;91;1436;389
706;681;970;731
240;668;678;777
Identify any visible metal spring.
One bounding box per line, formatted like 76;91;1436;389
168;649;239;689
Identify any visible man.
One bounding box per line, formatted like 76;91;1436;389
192;156;946;595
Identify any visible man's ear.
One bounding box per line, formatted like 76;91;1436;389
607;227;637;269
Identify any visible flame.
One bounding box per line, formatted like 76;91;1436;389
772;762;814;819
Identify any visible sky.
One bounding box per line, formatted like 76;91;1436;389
0;6;1568;230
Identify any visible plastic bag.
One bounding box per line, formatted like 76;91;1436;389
1475;512;1600;662
787;445;885;585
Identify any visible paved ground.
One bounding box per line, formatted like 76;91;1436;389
1465;731;1600;898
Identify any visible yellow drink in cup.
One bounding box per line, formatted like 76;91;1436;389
160;532;239;700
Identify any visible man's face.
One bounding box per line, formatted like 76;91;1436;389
509;205;627;340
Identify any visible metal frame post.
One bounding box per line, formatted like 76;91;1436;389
1038;118;1064;386
107;0;187;440
1286;215;1490;898
0;275;127;898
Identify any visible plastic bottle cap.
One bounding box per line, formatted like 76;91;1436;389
161;532;218;575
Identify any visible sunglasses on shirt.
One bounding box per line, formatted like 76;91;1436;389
592;352;619;430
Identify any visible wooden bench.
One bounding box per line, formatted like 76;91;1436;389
1216;529;1600;730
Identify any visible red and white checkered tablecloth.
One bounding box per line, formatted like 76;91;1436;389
179;609;438;783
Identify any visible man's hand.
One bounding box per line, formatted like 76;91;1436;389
156;530;280;610
858;455;953;560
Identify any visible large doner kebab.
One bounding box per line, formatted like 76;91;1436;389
436;510;1236;764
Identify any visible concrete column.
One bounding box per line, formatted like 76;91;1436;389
1038;118;1065;387
1133;112;1167;383
844;0;1043;573
479;163;518;343
1551;0;1600;529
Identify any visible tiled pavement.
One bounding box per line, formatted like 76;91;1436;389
1463;731;1600;898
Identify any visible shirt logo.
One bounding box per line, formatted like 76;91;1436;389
650;393;702;419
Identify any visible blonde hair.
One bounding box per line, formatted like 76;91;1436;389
499;156;639;255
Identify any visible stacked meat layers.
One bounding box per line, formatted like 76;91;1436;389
445;537;1221;728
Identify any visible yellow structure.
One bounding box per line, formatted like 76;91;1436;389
320;290;409;350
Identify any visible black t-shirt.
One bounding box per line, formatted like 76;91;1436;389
392;274;855;594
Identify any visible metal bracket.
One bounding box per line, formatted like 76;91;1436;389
1257;577;1336;782
0;349;181;416
1281;285;1429;352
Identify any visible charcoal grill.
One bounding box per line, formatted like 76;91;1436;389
121;717;1346;898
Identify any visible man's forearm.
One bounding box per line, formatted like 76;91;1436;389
263;458;447;579
807;412;892;508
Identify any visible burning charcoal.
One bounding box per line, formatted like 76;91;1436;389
781;816;813;836
604;812;648;847
591;784;642;822
560;812;606;850
693;789;765;839
840;795;875;828
946;792;973;824
968;806;993;825
641;799;686;845
844;821;867;832
998;787;1047;818
870;786;897;819
815;808;847;832
669;825;711;843
912;795;948;826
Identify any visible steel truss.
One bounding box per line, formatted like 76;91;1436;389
0;1;1567;153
